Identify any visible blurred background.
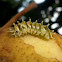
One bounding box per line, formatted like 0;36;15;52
0;0;62;35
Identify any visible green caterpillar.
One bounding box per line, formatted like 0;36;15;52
9;19;54;39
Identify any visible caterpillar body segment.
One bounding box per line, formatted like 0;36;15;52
36;23;40;30
13;23;20;32
27;19;32;28
9;19;54;39
41;28;46;36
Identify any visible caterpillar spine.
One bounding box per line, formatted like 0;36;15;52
9;19;54;39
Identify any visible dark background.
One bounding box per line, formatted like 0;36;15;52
0;0;62;35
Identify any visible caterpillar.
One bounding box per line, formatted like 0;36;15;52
9;19;54;39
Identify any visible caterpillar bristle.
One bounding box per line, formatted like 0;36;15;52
27;19;32;28
10;30;14;32
9;19;54;39
17;21;19;24
46;24;50;27
41;21;43;25
35;20;38;23
29;18;31;21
